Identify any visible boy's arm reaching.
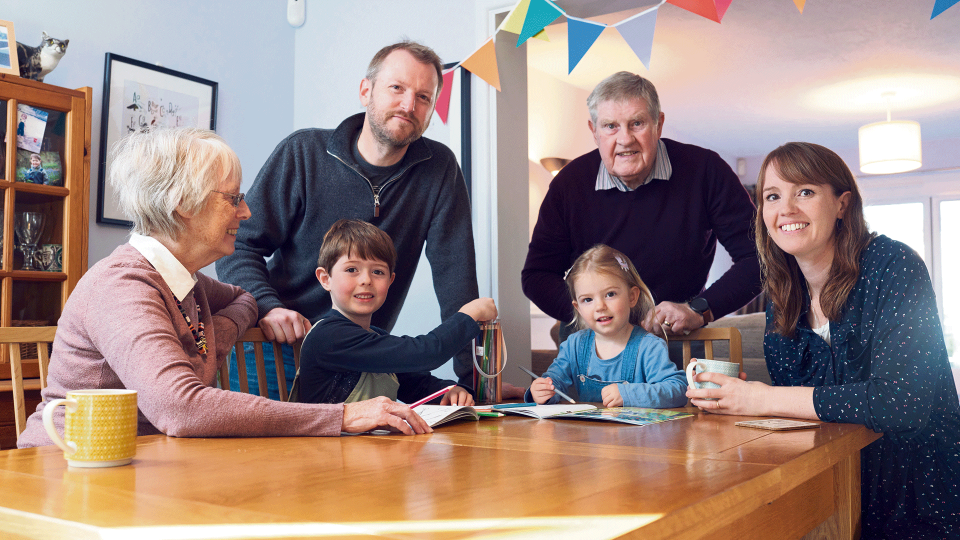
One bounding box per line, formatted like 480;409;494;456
302;312;480;374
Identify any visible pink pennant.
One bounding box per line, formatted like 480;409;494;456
435;69;455;124
715;0;733;21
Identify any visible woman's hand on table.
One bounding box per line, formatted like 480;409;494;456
686;371;767;415
342;396;432;435
687;373;819;420
440;386;475;406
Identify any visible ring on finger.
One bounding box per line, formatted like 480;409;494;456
663;321;672;327
716;400;722;410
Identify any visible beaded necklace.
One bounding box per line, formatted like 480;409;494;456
175;295;207;354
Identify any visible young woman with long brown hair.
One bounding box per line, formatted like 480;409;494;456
686;142;959;538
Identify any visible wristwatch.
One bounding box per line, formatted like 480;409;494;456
688;297;713;323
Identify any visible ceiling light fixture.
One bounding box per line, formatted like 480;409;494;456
858;91;922;175
540;157;570;177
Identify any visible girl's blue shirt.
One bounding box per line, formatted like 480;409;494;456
526;325;687;407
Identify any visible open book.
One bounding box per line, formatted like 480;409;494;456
497;404;693;426
412;404;479;427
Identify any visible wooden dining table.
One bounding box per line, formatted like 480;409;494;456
0;408;880;540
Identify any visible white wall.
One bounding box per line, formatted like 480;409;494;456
4;0;296;275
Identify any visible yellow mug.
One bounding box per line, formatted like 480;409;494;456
42;389;138;468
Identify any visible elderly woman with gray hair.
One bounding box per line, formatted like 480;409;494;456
18;128;430;448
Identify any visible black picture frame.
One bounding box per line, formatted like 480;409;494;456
96;53;218;227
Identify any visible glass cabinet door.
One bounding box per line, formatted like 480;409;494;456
0;79;91;351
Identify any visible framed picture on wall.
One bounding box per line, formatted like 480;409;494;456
96;53;218;227
0;19;19;76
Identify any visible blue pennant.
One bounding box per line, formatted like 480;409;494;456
931;0;960;19
567;17;606;74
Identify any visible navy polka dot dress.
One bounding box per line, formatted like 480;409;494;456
764;235;960;539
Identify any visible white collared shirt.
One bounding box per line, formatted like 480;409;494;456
128;233;197;302
595;139;672;192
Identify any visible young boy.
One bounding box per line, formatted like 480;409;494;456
298;219;497;406
24;153;49;184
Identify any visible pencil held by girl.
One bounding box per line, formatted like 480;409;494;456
527;245;687;408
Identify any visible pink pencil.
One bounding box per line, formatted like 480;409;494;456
409;384;456;408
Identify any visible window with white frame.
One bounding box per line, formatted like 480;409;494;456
860;170;960;365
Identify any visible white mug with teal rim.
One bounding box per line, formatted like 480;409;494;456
686;358;740;396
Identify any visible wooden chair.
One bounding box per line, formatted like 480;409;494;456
0;326;57;437
672;327;743;372
221;328;302;401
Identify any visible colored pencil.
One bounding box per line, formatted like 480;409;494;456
517;365;576;404
409;384;456;409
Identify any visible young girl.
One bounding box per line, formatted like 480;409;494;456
528;245;687;408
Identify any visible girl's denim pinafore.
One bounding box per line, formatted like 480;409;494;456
574;328;639;403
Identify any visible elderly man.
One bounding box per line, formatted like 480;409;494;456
522;72;761;364
217;41;479;396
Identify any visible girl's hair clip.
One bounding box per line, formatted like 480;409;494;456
563;266;572;280
614;255;629;272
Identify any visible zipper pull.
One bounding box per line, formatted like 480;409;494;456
373;189;381;218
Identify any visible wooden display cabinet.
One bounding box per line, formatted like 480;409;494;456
0;75;91;448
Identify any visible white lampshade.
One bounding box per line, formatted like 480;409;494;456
858;120;922;175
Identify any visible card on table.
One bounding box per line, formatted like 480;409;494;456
734;419;821;431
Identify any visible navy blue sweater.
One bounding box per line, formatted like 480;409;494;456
216;113;480;385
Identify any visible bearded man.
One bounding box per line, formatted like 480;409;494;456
217;41;479;396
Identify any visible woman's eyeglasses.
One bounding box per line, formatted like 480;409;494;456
211;190;245;207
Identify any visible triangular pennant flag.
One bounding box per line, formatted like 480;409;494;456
502;0;551;41
716;0;733;21
792;0;806;13
502;0;532;34
931;0;960;19
567;17;606;74
460;38;501;91
517;0;563;46
435;69;456;124
666;0;721;23
615;7;659;70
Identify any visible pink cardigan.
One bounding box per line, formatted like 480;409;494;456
18;244;343;448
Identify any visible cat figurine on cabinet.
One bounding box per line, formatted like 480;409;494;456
16;32;70;83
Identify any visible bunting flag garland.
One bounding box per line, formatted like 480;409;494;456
931;0;960;19
666;0;724;23
435;69;456;124
517;0;563;46
715;0;734;20
567;17;607;74
615;7;661;70
501;0;550;41
433;0;954;124
460;37;502;91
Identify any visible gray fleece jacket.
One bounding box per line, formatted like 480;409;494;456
216;112;480;385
